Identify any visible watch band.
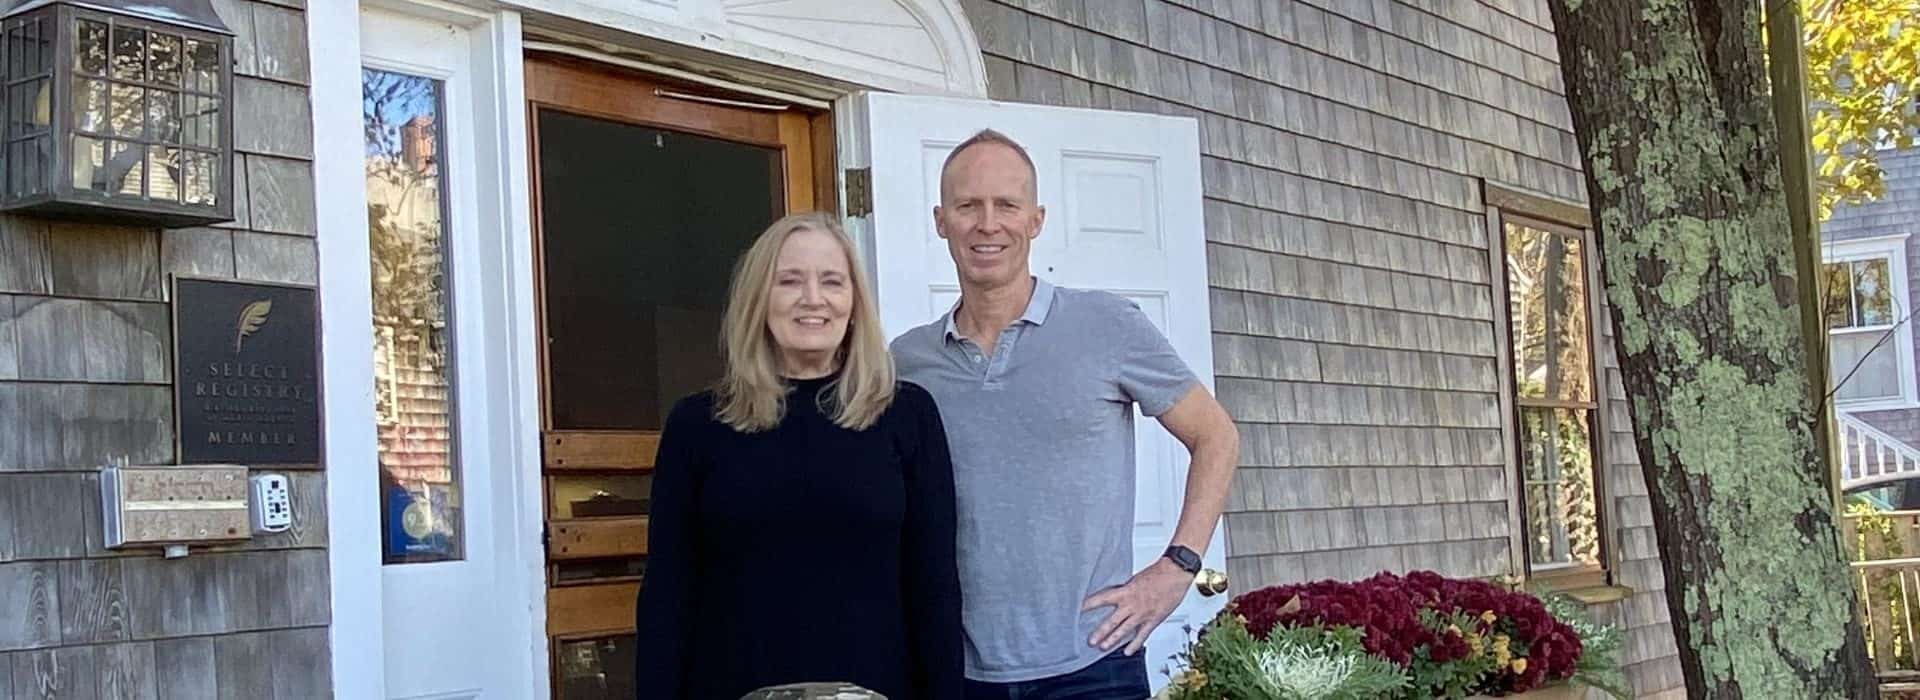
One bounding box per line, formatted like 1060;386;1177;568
1163;545;1202;574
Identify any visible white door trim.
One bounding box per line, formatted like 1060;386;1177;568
497;0;987;98
316;1;544;697
311;0;382;695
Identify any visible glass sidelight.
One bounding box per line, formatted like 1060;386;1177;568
363;67;462;564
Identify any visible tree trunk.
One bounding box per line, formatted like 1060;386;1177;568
1541;1;1877;697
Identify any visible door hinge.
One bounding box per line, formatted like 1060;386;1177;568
844;167;872;218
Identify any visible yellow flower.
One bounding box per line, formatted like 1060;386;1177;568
1481;610;1498;624
1512;658;1528;674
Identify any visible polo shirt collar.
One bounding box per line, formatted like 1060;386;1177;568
943;277;1056;341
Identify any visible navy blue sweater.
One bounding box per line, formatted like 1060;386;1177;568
633;377;962;699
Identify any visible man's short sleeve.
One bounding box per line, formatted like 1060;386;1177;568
1111;297;1199;417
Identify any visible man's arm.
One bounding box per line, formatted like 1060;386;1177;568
1084;383;1240;655
1158;384;1241;560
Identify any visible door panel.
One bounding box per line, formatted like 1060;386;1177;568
526;55;828;699
853;92;1220;690
363;8;531;699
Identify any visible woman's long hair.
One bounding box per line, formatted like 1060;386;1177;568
714;212;896;432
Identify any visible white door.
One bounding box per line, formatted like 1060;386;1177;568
361;8;538;699
848;92;1227;688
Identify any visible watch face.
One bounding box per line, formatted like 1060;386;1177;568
1167;546;1201;571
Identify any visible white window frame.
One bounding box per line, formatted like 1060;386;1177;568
1825;233;1917;412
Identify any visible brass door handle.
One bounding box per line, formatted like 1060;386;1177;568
1195;568;1228;597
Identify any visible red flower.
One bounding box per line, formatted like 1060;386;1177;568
1222;570;1588;695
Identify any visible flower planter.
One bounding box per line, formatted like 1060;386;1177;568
1470;683;1596;700
1154;570;1626;700
1153;679;1594;700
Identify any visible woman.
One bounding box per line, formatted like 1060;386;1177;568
634;212;962;700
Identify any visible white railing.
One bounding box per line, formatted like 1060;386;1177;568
1840;413;1920;491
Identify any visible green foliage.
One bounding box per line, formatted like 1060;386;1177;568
1845;500;1914;668
1536;591;1634;700
1804;0;1920;219
1404;610;1499;700
1165;619;1409;700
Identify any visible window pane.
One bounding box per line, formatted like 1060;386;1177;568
108;140;142;196
182;96;220;149
1519;407;1601;569
181;150;216;205
1825;262;1857;330
9;79;49;135
149;32;182;87
184;38;219;94
110;25;145;82
109;84;144;138
1854;258;1895;327
73;77;107;133
146;145;178;202
71;135;103;190
364;68;462;564
1506;222;1593;402
148;88;180;144
75;20;108;75
17;16;45;76
536;111;779;430
1832;331;1902;402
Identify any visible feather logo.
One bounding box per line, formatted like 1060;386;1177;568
234;300;272;352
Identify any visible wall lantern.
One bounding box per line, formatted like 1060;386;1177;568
0;0;232;227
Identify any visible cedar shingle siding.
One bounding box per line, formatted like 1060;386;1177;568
0;0;330;696
958;0;1682;694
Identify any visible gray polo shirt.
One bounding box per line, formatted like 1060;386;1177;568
890;278;1199;682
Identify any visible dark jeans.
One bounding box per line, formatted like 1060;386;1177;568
962;651;1150;700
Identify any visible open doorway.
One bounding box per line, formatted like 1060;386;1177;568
525;54;834;698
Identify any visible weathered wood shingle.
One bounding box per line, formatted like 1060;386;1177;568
0;3;327;696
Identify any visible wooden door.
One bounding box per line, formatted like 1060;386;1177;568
525;54;833;699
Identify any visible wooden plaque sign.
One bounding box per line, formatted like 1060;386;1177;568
172;277;322;464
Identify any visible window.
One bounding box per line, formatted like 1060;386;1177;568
1501;215;1605;576
1824;235;1915;410
363;67;462;564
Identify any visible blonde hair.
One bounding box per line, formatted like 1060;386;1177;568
715;212;896;432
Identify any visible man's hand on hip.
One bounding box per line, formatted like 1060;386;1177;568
1082;557;1194;656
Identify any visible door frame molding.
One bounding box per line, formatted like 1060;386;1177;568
316;0;546;697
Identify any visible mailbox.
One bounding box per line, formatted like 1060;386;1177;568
100;463;250;549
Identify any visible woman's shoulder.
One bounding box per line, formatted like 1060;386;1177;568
890;380;937;409
885;380;946;425
665;390;719;427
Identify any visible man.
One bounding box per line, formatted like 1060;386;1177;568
890;129;1241;699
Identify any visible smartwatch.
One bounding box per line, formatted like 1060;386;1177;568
1163;545;1202;575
